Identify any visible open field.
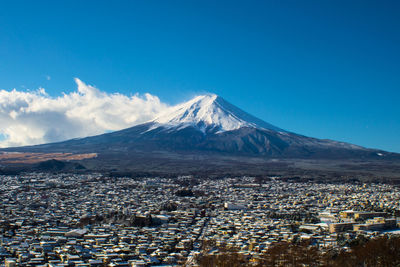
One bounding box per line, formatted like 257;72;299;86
0;152;97;164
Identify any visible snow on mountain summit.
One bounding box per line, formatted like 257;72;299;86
151;94;284;133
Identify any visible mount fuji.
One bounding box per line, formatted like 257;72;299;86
3;93;393;162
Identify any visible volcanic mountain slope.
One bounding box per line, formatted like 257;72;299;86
3;94;394;160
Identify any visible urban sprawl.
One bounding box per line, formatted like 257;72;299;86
1;173;400;266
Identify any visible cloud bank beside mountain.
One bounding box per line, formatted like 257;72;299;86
0;79;169;147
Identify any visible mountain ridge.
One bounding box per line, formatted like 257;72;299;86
1;93;396;161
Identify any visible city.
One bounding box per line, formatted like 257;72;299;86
1;173;399;266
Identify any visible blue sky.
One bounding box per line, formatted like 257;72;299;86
0;0;399;152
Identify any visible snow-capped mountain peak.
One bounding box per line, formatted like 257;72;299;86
151;93;283;133
4;93;392;162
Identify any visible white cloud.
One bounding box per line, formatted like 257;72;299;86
0;78;169;147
